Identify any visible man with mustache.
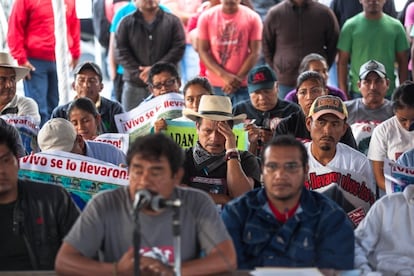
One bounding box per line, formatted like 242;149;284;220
305;95;376;225
182;95;261;206
221;135;354;269
274;71;357;148
0;52;40;124
345;60;394;155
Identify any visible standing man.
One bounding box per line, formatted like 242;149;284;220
55;133;237;275
0;122;79;270
7;0;80;126
51;61;124;134
0;52;40;124
197;0;263;106
221;135;354;269
263;0;339;99
182;95;261;206
116;0;185;111
337;0;409;99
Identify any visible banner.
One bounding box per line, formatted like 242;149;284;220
114;93;184;141
19;151;128;209
1;114;40;154
163;120;248;151
384;158;414;194
95;133;130;154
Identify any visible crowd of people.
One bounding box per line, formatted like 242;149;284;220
1;0;414;274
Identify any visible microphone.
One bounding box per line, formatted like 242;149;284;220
150;194;182;212
132;189;152;211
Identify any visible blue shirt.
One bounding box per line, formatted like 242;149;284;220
85;140;126;166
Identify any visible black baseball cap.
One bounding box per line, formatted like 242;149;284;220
73;61;103;82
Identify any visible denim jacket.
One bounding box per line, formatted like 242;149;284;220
221;187;354;270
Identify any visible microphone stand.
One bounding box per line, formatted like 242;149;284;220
133;208;141;276
172;206;181;276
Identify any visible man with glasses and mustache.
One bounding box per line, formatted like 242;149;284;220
221;135;354;270
115;0;185;111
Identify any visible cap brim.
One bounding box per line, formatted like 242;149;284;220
359;70;386;80
311;110;346;121
1;65;30;81
183;109;246;125
248;82;274;94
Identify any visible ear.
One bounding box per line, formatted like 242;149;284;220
98;82;104;92
173;167;184;186
305;117;312;132
357;80;362;90
71;81;76;91
96;114;102;125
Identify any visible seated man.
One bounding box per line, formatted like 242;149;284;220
305;95;376;224
233;65;301;156
37;118;126;166
0;122;79;271
274;71;357;148
0;118;25;157
221;135;354;270
55;133;237;275
0;52;40;124
345;60;394;154
354;185;414;273
51;61;124;133
182;95;261;205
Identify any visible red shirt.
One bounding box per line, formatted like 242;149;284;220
7;0;80;64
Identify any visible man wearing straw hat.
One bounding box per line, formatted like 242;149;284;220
0;52;40;124
182;95;261;206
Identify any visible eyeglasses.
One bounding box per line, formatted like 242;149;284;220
264;162;301;173
151;78;177;90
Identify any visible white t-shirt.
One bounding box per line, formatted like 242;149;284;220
305;142;376;215
368;116;414;162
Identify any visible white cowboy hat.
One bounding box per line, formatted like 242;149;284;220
0;52;30;81
183;95;246;124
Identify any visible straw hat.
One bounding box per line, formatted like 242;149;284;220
183;95;246;124
0;52;30;81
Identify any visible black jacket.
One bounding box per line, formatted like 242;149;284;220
13;180;79;270
115;8;185;86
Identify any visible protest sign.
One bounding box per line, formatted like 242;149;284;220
1;114;40;154
163;120;248;150
95;133;129;154
384;158;414;194
19;151;128;209
114;93;184;141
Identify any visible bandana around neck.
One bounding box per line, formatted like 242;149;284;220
192;142;225;166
